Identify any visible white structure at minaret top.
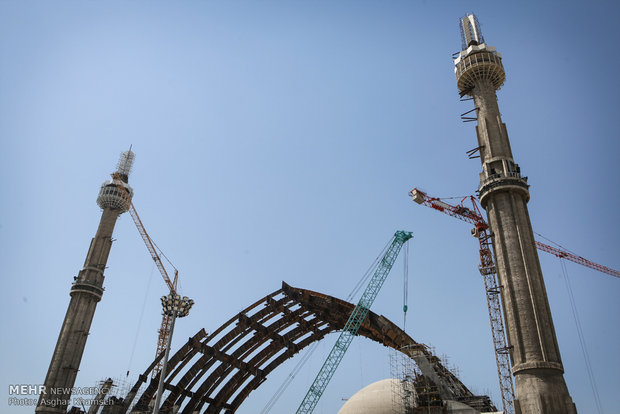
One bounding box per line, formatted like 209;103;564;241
460;14;484;48
453;13;505;92
96;149;135;212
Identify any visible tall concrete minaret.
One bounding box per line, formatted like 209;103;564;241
36;150;135;414
454;15;577;414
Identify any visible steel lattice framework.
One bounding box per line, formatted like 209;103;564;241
296;231;412;413
110;283;494;414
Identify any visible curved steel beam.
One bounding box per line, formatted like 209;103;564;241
124;282;490;413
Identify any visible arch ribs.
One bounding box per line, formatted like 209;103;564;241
123;282;488;413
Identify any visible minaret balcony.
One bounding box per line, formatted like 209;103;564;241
70;280;104;300
478;172;530;207
455;49;505;93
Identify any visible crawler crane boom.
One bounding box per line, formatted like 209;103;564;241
112;173;182;377
296;231;413;414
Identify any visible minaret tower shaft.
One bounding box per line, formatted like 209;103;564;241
454;15;577;413
36;150;135;414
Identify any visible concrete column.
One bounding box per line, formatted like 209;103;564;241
471;79;577;413
36;208;120;414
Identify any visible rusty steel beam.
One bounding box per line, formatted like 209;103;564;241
124;283;485;413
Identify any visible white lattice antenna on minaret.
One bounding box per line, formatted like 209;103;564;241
459;14;484;49
117;147;135;177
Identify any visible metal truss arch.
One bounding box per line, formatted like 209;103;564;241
119;282;486;413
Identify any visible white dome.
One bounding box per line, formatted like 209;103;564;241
338;379;400;414
338;378;484;414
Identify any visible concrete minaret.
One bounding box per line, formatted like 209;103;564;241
454;15;577;414
36;150;135;414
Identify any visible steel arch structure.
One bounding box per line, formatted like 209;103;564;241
115;282;488;413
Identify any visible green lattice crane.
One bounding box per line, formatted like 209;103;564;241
296;230;413;414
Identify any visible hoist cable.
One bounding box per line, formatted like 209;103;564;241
534;231;576;256
347;236;393;302
126;262;156;376
560;259;603;414
260;342;320;414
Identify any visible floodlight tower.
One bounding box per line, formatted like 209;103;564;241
454;15;577;413
36;150;135;414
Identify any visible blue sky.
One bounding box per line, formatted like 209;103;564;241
1;1;619;413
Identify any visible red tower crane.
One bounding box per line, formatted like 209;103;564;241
112;173;182;378
409;187;619;414
409;188;620;279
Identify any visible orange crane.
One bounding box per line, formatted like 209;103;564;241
409;187;619;414
112;173;181;378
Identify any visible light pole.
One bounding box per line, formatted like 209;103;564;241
152;293;194;414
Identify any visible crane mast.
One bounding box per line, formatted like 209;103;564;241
409;187;620;413
112;173;181;377
296;230;413;414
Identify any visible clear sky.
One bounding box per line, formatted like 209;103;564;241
1;1;619;413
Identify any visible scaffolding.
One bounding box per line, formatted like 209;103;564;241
390;346;417;414
67;376;149;414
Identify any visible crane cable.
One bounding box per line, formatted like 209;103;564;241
151;238;178;273
534;231;603;412
260;341;321;414
126;261;156;376
347;236;393;302
559;258;603;414
534;231;580;256
151;237;180;292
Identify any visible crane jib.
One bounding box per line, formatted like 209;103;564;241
295;230;412;414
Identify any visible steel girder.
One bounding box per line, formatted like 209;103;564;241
121;282;479;413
